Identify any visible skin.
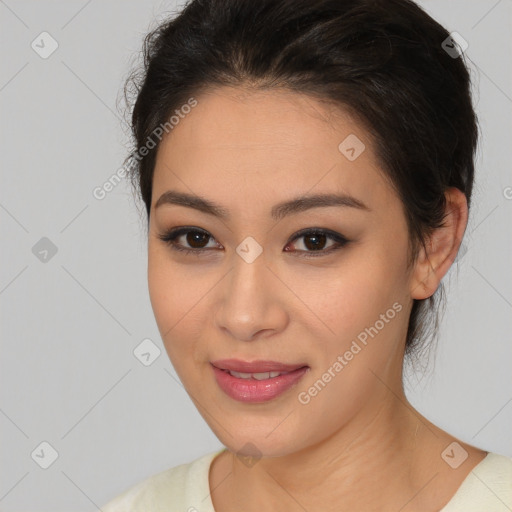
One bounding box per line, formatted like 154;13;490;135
147;86;486;511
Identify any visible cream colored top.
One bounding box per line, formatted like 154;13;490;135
101;450;512;511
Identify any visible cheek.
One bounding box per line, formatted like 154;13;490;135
302;245;409;362
147;245;208;365
295;252;403;329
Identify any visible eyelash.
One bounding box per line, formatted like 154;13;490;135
157;226;350;258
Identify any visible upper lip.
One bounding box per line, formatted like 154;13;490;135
211;359;308;373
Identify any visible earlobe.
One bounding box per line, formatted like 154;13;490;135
410;187;468;300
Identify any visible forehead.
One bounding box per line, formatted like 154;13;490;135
152;87;393;214
158;86;366;152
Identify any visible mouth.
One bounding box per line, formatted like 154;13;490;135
210;359;310;403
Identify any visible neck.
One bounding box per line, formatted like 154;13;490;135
214;387;441;512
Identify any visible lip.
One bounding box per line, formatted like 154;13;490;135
211;359;307;373
211;359;309;403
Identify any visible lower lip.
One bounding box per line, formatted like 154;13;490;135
211;365;309;403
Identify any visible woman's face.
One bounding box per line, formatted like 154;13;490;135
148;87;420;457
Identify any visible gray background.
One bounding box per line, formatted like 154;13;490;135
0;0;510;510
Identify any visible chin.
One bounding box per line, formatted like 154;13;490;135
207;416;310;459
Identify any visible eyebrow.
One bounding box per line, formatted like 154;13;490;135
154;190;371;221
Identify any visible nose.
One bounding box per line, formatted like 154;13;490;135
214;250;289;342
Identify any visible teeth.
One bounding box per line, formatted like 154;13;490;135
253;372;271;380
229;371;253;379
228;370;287;379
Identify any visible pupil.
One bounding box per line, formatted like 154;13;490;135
305;233;326;251
187;231;209;248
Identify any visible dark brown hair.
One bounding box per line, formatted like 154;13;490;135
122;0;478;360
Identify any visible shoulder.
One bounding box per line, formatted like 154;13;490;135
441;452;512;511
101;449;224;512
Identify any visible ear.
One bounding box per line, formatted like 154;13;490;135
410;187;468;300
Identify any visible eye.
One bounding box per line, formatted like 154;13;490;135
157;227;221;255
284;228;349;257
158;226;349;258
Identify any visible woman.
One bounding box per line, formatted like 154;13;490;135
103;0;512;510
